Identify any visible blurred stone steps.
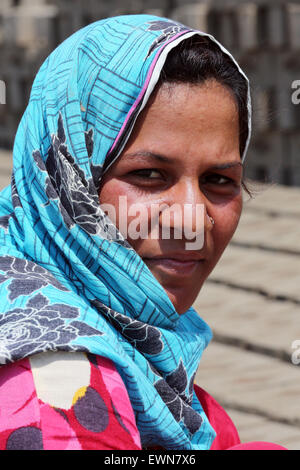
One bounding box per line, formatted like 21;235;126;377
0;149;12;189
208;245;300;303
227;409;300;450
194;282;300;360
195;342;300;427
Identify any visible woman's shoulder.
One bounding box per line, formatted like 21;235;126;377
0;352;141;450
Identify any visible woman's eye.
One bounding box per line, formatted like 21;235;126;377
130;169;162;179
203;174;235;185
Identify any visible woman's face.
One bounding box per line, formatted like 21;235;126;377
99;80;243;314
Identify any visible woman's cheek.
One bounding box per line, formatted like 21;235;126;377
99;180;151;243
214;199;242;250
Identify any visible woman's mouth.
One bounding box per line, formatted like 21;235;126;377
143;256;205;277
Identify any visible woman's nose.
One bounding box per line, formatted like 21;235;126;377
158;180;213;244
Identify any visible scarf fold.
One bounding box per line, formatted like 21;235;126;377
0;15;251;450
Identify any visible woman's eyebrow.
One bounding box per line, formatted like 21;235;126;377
124;151;172;163
124;152;243;169
210;162;243;170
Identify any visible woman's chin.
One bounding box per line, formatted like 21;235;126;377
145;253;213;313
143;260;206;314
161;283;205;315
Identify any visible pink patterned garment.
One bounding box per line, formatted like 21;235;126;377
0;353;287;450
0;353;141;450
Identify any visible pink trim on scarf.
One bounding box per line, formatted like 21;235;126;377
108;31;189;157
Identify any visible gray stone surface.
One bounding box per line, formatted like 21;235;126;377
228;409;300;450
0;149;12;189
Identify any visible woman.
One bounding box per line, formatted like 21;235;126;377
0;15;285;450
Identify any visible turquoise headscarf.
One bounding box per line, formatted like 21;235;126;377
0;15;251;450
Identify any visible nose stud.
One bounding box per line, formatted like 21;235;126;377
208;215;215;227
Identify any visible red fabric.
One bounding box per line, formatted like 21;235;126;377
228;442;287;450
0;356;141;450
194;384;241;450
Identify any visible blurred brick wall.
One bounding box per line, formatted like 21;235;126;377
0;0;300;186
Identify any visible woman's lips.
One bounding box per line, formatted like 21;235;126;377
143;257;204;276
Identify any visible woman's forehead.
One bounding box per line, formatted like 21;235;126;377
118;81;240;163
